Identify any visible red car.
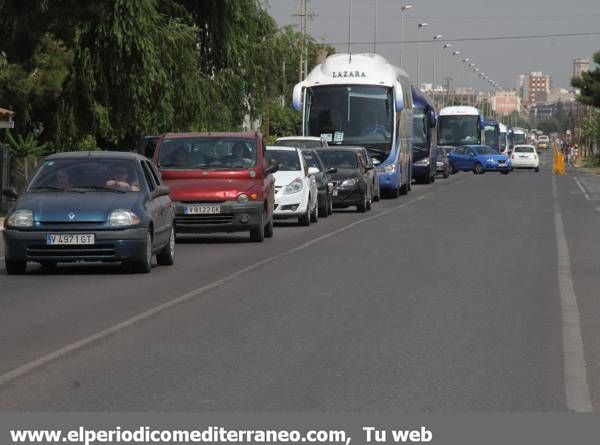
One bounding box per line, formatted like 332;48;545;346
153;132;277;242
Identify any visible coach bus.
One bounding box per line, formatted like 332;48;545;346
293;53;414;198
437;106;484;153
498;123;508;153
483;119;500;152
411;85;438;184
509;127;527;151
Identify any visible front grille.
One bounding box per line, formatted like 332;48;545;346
175;214;234;225
27;244;116;258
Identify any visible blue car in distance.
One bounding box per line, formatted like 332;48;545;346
2;151;175;274
448;145;511;175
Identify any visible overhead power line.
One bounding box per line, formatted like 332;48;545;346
325;31;600;45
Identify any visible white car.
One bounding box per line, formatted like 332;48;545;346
511;145;539;172
273;136;329;149
266;146;319;226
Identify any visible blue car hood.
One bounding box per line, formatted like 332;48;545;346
17;192;144;223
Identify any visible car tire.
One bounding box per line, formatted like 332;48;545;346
535;167;540;172
474;162;484;174
366;192;372;210
388;187;400;199
6;259;27;275
156;227;175;266
443;169;449;179
264;214;274;238
310;201;319;223
357;193;368;213
399;183;408;195
328;196;333;215
431;174;436;183
132;231;153;273
318;197;328;218
298;207;311;226
373;184;380;202
500;170;510;175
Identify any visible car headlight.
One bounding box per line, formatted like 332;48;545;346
237;193;249;203
109;209;140;227
341;178;358;188
7;210;33;228
283;178;303;194
414;158;430;166
377;164;395;174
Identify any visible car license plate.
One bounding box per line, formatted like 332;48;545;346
332;190;338;196
47;234;95;245
184;205;221;215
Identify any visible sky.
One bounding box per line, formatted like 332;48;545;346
266;0;600;92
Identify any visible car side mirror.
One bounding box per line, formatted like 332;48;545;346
469;152;476;157
308;167;320;176
153;185;171;198
326;167;337;174
264;160;279;175
371;158;381;166
2;187;18;200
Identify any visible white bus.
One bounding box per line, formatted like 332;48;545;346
437;106;484;150
292;53;413;198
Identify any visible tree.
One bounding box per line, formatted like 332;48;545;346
572;51;600;107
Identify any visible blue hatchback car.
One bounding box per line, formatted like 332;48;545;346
2;152;175;274
448;145;511;175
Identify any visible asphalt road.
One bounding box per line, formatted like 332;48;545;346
0;153;599;411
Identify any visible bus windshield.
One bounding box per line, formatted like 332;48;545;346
512;133;526;145
304;85;393;162
438;115;481;146
412;107;428;150
484;125;499;148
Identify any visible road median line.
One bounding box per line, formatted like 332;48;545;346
0;176;472;386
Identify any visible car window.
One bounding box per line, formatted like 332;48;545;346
140;161;157;192
514;146;535;153
316;150;359;169
302;151;322;171
267;150;301;171
158;137;257;169
28;158;142;193
275;139;322;149
144;160;162;186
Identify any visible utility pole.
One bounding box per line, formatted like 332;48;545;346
295;0;315;82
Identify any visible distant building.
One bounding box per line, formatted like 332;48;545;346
573;58;590;78
516;74;527;103
492;90;521;115
528;71;551;106
547;88;576;104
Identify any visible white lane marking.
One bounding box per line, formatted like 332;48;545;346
0;176;473;385
574;176;590;200
553;175;593;412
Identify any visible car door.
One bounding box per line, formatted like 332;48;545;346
466;148;477;170
147;160;173;233
449;147;463;170
140;160;166;246
357;152;371;198
361;148;378;195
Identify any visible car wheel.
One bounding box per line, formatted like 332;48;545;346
328;195;333;215
535;167;540;172
399;182;408;195
443;169;449;179
5;259;27;275
357;193;368;212
310;201;319;223
298;207;311;226
156;227;175;266
264;213;274;238
373;185;380;202
473;162;484;174
132;231;153;273
500;170;510;175
388;186;399;199
318;196;328;218
449;163;457;175
366;192;372;210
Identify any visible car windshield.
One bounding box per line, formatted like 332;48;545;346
316;150;358;169
158;137;257;169
515;146;535;153
474;146;499;155
27;158;142;193
484;125;499;147
301;151;322;171
274;139;322;149
267;150;301;171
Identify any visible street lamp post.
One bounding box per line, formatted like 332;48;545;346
347;0;352;54
417;22;428;87
399;4;413;67
432;35;443;91
373;0;378;53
